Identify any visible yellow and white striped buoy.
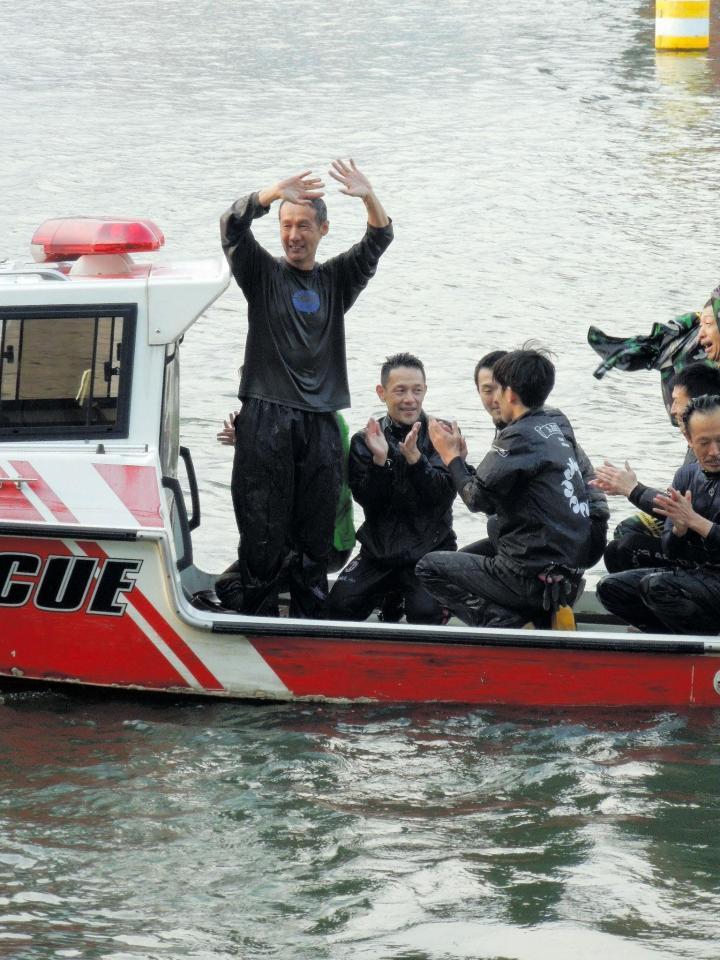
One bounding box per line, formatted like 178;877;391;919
656;1;710;50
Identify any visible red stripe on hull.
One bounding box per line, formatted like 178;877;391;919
93;463;162;527
77;540;225;692
253;636;720;708
129;589;225;691
11;460;79;524
0;467;45;522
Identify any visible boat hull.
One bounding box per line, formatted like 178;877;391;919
1;532;719;708
248;633;720;708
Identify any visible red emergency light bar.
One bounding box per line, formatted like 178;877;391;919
31;217;165;262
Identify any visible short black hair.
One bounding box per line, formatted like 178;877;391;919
671;363;720;399
682;393;720;435
278;196;328;226
492;345;555;409
474;350;508;386
380;352;426;387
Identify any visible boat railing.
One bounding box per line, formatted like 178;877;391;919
0;262;70;282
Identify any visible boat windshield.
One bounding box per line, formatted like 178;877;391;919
0;304;136;440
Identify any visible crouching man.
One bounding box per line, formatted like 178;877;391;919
325;353;456;624
596;394;720;634
417;346;591;629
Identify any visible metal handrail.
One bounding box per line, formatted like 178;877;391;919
0;476;37;489
0;265;70;282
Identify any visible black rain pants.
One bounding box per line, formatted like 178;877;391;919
222;398;342;619
326;552;446;625
603;533;670;573
416;551;552;629
596;566;720;635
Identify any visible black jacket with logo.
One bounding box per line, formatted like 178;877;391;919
449;407;592;576
484;408;608;565
349;412;457;564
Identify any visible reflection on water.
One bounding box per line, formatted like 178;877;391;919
3;0;720;956
0;692;719;959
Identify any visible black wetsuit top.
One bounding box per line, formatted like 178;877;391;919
448;407;591;576
220;192;394;412
349;412;457;564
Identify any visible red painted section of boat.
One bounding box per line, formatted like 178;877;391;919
10;459;79;524
77;540;226;691
1;602;194;689
93;463;163;527
252;635;720;708
0;467;45;523
123;584;225;691
0;536;192;690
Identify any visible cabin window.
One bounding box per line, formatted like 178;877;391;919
0;304;136;440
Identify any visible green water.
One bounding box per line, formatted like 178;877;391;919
1;690;718;958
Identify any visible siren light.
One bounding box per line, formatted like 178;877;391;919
31;217;165;262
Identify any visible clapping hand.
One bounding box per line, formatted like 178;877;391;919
427;417;466;466
399;421;422;465
365;417;389;465
653;487;694;536
590;460;638;497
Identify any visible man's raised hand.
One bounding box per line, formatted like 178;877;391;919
399;421;422;466
328;159;374;199
365;417;390;466
273;171;325;207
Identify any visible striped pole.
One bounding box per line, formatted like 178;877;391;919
656;1;710;50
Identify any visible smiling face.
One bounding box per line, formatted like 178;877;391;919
698;304;720;363
687;408;720;473
475;366;504;426
279;202;328;270
376;366;427;425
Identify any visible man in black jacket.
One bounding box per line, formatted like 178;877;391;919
596;394;720;634
591;362;720;572
325;353;456;624
217;161;392;618
417;347;591;628
469;349;609;566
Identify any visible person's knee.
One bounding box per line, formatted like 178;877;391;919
602;539;624;574
404;590;444;625
415;551;452;583
325;585;363;620
596;573;629;611
641;572;681;609
325;570;374;621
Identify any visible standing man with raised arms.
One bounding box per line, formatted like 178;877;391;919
218;160;393;618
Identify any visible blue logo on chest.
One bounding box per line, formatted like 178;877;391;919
292;289;321;314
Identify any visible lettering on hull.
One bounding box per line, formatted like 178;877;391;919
0;552;142;616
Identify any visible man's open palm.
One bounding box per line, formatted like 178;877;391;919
329;159;373;198
277;170;325;206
